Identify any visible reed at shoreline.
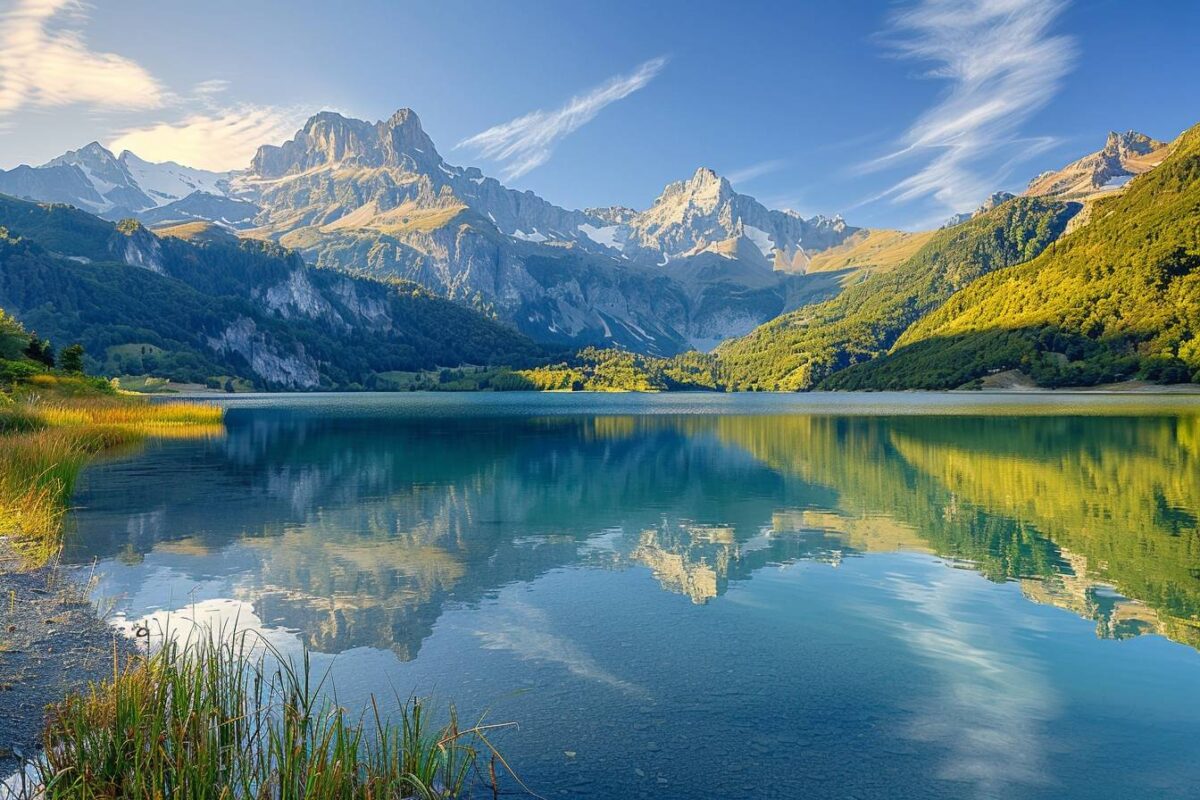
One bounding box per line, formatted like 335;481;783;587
0;395;223;567
17;626;517;800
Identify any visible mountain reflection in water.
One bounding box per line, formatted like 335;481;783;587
68;397;1200;658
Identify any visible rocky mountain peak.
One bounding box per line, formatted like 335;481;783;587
806;213;849;234
1104;130;1164;159
654;167;734;214
941;191;1015;228
383;107;422;132
687;166;730;192
40;141;155;212
250;109;442;179
45;141;119;170
979;191;1015;212
1024;128;1172;201
303;112;377;161
80;141;116;160
378;107;439;164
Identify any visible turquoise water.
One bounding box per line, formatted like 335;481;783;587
69;393;1200;799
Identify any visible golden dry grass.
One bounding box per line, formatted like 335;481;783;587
806;228;936;275
0;398;224;568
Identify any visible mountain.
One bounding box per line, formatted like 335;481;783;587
0;195;541;389
3;109;861;355
227;108;859;353
714;196;1079;390
137;192;259;229
243;109;597;245
827;123;1200;389
1024;130;1170;201
0;143;230;219
116;150;229;207
585;167;853;272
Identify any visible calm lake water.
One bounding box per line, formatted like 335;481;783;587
67;393;1200;799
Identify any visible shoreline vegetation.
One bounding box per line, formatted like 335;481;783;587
11;626;521;800
109;358;1200;397
1;346;524;799
0;378;223;569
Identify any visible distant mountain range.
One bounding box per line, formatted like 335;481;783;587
0;109;860;355
1;110;1196;391
0;142;229;217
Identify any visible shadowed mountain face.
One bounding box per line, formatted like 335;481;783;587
0;195;542;388
69;397;1200;659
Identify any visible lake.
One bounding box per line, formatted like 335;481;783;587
66;393;1200;799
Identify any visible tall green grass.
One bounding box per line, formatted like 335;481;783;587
23;627;523;799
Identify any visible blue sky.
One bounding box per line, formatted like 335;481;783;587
1;0;1197;229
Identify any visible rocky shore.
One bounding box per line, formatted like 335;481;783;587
0;542;135;781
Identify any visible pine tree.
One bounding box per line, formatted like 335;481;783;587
60;343;85;373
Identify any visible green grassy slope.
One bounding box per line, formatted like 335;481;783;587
713;198;1077;390
829;124;1200;390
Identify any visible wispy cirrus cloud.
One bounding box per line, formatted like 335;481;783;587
0;2;303;169
725;158;788;186
457;56;667;181
109;102;307;171
0;0;164;119
866;0;1077;213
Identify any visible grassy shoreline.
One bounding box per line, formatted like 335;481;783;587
0;385;223;568
1;384;525;799
15;626;520;800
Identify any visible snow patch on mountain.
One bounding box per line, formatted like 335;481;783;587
743;225;774;257
578;223;622;250
119;151;228;207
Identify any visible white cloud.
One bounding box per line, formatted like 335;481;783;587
725;158;788;186
474;592;651;700
875;570;1057;798
868;0;1077;212
0;0;164;116
0;1;309;170
457;56;667;181
191;79;231;98
109;104;306;171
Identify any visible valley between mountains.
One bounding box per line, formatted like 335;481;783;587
0;110;1196;392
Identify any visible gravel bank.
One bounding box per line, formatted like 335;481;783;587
0;543;135;779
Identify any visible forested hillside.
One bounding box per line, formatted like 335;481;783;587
830;123;1200;389
0;197;543;390
713;198;1078;390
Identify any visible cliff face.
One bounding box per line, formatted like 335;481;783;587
207;317;322;389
